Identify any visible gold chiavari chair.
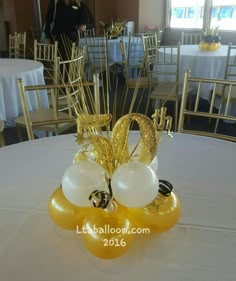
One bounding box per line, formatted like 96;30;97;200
178;69;236;142
142;32;158;57
9;32;26;58
120;38;149;114
215;43;236;103
85;36;111;74
0;121;5;147
15;55;85;140
78;28;95;40
146;44;181;131
181;31;202;45
85;36;112;114
34;40;58;84
127;33;144;75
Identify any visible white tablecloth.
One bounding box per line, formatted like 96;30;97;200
0;59;48;126
79;36;143;65
158;45;236;100
0;132;236;281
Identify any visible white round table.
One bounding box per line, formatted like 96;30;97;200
79;36;143;64
157;45;236;102
0;132;236;281
179;44;232;82
0;59;48;126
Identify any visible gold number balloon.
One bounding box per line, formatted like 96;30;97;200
48;187;92;230
128;192;181;233
112;113;158;165
82;203;135;259
76;114;115;175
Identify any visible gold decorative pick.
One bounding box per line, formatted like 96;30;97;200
152;107;173;138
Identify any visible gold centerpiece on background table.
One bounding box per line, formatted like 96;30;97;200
100;20;126;39
199;27;221;51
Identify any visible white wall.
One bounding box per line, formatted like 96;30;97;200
138;0;165;32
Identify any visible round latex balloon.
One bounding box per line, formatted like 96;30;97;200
128;192;181;233
48;187;91;230
111;162;159;208
129;144;158;173
82;203;135;259
149;156;158;173
62;161;107;207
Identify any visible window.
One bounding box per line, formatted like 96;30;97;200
169;0;236;30
170;0;204;29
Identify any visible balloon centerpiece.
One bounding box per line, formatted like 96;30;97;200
48;107;181;259
199;27;221;51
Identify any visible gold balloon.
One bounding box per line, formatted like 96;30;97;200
48;187;91;230
128;192;181;233
112;113;157;165
82;203;135;259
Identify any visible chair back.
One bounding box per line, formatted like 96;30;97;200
79;28;95;40
181;32;202;45
178;69;236;142
142;32;158;56
224;43;236;81
127;33;144;71
34;40;58;83
148;44;180;84
85;36;109;73
9;32;26;58
17;55;85;139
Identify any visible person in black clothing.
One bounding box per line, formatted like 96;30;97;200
44;0;89;59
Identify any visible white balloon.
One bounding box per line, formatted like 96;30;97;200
62;161;107;207
149;156;158;173
129;144;158;172
111;162;159;208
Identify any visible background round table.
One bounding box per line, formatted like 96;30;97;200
0;132;236;281
157;45;236;103
179;45;233;84
79;36;144;64
0;59;48;126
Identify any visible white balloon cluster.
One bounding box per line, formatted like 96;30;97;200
62;157;159;208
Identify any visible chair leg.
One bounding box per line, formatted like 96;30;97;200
0;133;5;147
187;91;192;126
174;100;178;132
17;126;23;142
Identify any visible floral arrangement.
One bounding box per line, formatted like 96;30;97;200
199;27;221;51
